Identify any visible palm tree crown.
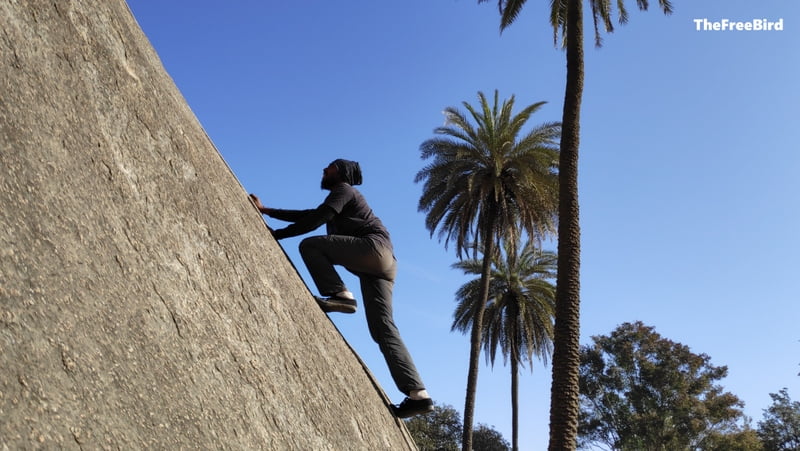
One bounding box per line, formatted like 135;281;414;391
482;0;674;46
415;90;560;259
452;240;556;369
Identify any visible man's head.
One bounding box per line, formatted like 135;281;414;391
321;159;362;190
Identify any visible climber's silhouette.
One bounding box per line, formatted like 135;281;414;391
250;159;433;418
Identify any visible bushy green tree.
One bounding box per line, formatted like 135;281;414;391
405;403;462;451
473;423;512;451
758;388;800;451
578;321;747;450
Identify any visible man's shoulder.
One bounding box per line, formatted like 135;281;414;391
327;182;358;197
323;183;358;211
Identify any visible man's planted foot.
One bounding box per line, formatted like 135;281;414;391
392;397;434;418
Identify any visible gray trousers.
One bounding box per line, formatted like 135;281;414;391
299;235;425;395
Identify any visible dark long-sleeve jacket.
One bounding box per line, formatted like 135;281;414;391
267;183;391;247
268;205;335;240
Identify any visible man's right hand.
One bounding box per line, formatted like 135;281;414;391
249;194;268;214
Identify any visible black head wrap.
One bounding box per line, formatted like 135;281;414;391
331;159;363;186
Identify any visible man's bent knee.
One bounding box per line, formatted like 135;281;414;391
299;236;324;256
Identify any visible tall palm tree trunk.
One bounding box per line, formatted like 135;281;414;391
549;0;584;449
511;352;519;451
462;222;496;451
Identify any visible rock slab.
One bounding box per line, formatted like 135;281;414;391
0;1;415;449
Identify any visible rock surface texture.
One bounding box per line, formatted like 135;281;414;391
0;1;416;449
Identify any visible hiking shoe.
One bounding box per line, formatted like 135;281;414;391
314;295;357;314
392;397;434;418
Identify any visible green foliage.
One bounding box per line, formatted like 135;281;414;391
757;388;800;450
405;403;510;451
478;0;674;47
703;427;764;451
451;239;557;369
415;90;560;259
578;321;748;450
473;423;512;451
405;403;462;451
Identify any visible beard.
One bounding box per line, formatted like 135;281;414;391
320;176;335;190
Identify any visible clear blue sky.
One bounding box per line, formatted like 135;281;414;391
127;2;799;449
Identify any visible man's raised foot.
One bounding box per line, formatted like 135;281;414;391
314;295;357;314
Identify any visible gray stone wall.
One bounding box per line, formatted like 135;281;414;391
0;1;415;449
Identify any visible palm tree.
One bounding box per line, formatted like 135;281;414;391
452;239;557;451
476;1;674;448
416;90;560;451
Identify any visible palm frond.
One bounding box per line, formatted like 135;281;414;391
499;0;529;31
549;0;568;47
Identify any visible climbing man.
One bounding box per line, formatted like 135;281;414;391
249;158;433;418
